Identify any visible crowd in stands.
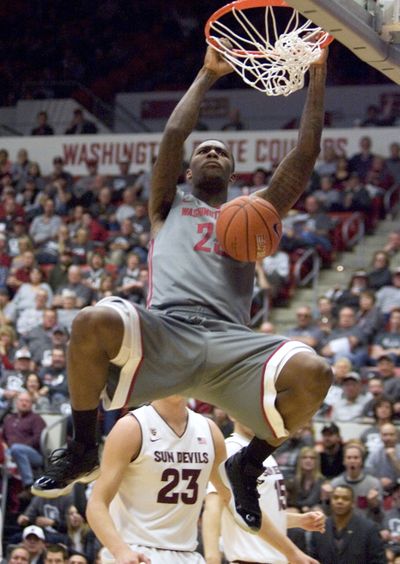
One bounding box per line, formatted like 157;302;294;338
0;131;399;562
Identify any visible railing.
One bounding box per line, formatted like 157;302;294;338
384;183;400;219
23;80;150;133
0;123;23;137
341;211;365;250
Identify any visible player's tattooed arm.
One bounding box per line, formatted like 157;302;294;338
149;45;232;233
254;48;328;218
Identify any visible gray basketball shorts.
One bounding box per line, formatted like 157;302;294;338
96;297;315;441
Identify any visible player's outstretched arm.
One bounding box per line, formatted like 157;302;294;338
287;510;326;533
149;45;233;233
255;47;328;218
86;415;150;564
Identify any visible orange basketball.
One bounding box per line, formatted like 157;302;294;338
216;195;282;262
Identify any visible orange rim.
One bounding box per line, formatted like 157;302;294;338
205;0;334;50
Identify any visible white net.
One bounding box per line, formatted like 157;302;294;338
206;4;330;96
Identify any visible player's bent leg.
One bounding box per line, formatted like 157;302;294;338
221;350;332;533
32;305;125;498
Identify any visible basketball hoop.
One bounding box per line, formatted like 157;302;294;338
204;0;333;96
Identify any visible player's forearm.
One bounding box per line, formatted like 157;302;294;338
86;499;128;557
165;67;218;140
258;512;306;560
297;62;327;159
202;494;223;564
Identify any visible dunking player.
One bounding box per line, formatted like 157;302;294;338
32;43;332;532
87;396;321;564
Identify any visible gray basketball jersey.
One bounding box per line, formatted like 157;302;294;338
148;190;255;325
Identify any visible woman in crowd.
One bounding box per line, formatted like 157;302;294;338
286;446;324;513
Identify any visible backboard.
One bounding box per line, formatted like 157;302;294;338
284;0;400;84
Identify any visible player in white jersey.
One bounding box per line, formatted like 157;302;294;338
203;421;326;564
33;42;332;534
87;397;322;564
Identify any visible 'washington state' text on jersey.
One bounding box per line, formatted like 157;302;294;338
148;190;255;325
109;404;214;551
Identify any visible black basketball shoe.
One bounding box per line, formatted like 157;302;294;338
31;441;100;498
218;450;262;533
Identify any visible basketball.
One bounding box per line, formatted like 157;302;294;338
216;196;282;262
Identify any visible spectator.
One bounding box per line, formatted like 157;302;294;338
31;111;54;136
115;252;144;303
107;160;137;202
368;250;393;291
115;187;136;225
46;157;73;190
11;149;31;186
82;252;105;292
260;248;290;301
386;142;400;182
330;371;370;421
8;267;53;321
55;291;80;333
17;493;73;544
107;219;139;267
10;236;34;268
376;268;400;316
52;265;92;309
241;167;270;197
342;172;372;212
384;230;400;257
24;373;50;413
48;247;73;292
7;249;36;295
72;161;101;209
16;288;49;337
320;357;354;415
2;391;46;499
65;109;98;135
275;425;315;480
330;441;384;524
131;200;150;235
381;481;400;548
312;174;343;211
7;546;30;564
315;295;337;336
333;155;351;188
371;308;400;365
310;484;386;563
39;347;69;412
320;306;369;368
43;544;68;564
369;354;400;406
70;227;94;266
65;505;101;563
365;422;400;495
285;305;324;350
361;397;395;456
21;525;46;564
349;136;375;181
89;186;117;230
286;446;324;513
356;289;385;345
5;347;34;382
297;195;334;252
316;146;339;177
317;422;345;480
21;308;59;366
361;378;387;418
29;198;63;254
68;554;88;564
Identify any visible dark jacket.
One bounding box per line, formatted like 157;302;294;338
310;513;386;564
